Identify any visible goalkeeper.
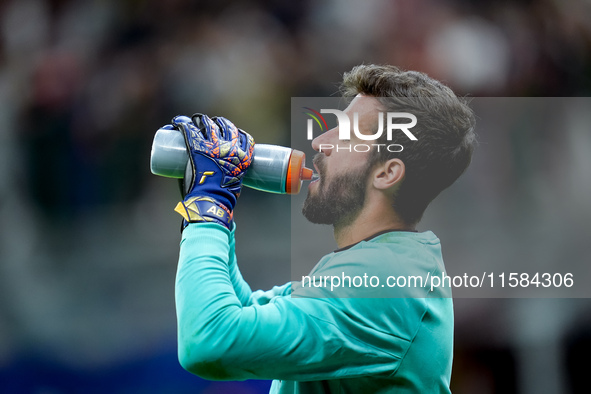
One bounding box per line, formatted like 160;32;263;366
168;65;476;393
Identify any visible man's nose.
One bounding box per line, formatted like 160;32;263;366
311;127;338;156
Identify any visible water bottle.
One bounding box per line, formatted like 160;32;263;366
150;127;314;194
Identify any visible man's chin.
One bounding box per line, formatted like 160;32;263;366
301;166;369;227
302;195;333;225
302;211;334;225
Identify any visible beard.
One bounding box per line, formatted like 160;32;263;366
302;154;373;227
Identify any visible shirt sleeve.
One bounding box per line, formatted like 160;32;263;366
175;223;407;382
226;223;292;306
226;224;252;306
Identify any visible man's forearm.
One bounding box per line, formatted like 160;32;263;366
176;223;246;379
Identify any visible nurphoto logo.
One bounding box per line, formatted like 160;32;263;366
303;107;417;153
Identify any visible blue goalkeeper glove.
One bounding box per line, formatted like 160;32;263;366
171;114;254;230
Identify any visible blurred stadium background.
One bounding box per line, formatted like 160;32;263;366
1;0;591;393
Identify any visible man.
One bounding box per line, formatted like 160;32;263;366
169;64;476;393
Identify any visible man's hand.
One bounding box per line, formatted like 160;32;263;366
171;114;254;230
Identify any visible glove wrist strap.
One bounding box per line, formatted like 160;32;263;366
174;196;233;229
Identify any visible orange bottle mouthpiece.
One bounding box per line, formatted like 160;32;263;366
286;150;314;194
301;167;314;181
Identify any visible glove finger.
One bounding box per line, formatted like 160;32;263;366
212;116;238;142
172;115;204;145
237;128;255;153
171;115;193;128
192;113;222;142
175;122;204;153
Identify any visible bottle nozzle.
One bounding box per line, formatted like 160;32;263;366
301;167;314;181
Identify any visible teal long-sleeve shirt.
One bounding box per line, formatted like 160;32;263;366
175;223;453;393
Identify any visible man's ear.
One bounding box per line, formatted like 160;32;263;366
372;159;405;191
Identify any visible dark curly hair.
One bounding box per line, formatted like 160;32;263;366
341;64;477;225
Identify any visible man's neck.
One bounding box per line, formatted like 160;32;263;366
333;206;414;249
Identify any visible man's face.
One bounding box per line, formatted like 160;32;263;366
302;96;381;226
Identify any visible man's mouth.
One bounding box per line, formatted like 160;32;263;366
312;154;325;178
310;163;321;185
